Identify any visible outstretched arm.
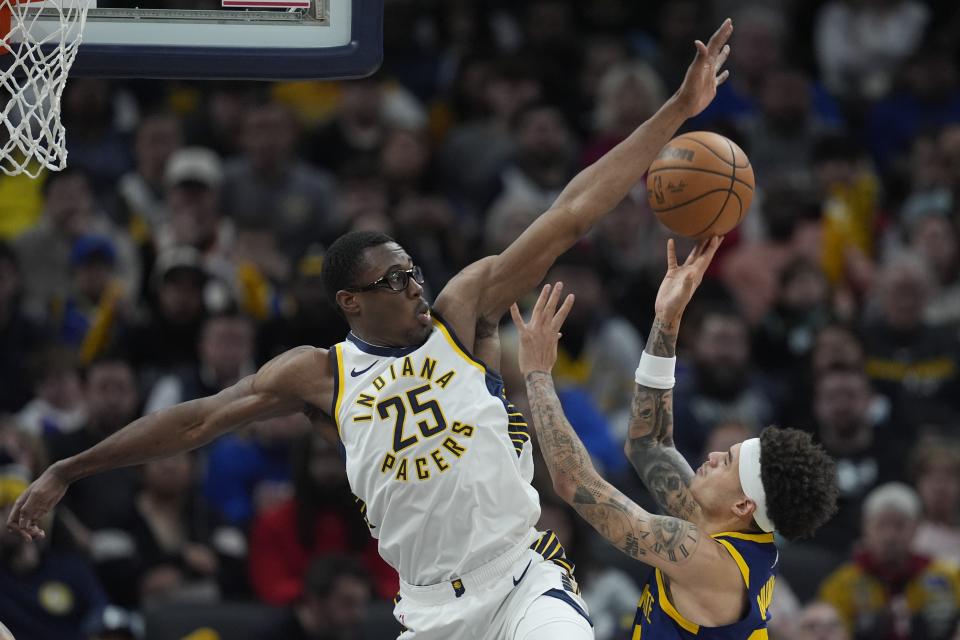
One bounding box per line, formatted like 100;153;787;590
436;20;733;328
511;284;722;580
625;238;722;525
7;346;331;540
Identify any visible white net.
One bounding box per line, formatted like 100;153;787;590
0;0;89;177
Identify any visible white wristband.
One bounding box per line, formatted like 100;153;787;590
635;351;676;389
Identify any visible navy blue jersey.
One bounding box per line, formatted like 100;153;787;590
631;531;777;639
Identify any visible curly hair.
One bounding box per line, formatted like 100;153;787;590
320;231;396;312
759;426;839;540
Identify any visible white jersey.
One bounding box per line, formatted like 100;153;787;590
331;315;541;586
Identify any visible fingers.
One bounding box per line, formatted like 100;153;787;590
509;302;524;329
552;294;575;331
545;281;565;318
692;236;724;269
531;283;552;320
707;18;733;54
715;44;730;72
666;238;678;269
694;39;708;60
717;69;731;86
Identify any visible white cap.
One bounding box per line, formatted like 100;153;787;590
165;147;223;189
738;437;775;533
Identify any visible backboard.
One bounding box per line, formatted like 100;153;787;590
4;0;382;79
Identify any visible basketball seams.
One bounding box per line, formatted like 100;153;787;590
647;166;754;190
683;135;751;169
687;138;737;238
650;188;734;213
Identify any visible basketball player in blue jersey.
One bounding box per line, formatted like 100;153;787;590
512;237;839;640
9;21;737;640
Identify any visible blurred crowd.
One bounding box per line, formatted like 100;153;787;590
2;0;960;639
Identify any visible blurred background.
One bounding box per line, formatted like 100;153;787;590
1;0;960;639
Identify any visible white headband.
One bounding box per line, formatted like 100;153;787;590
738;438;775;533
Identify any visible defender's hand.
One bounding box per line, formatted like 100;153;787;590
5;465;69;541
655;236;723;322
675;19;733;118
510;283;575;376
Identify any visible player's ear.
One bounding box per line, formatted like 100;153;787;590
336;290;361;316
732;496;755;520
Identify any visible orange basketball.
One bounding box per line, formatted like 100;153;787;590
646;131;754;240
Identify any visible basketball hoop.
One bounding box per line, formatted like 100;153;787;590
0;0;89;177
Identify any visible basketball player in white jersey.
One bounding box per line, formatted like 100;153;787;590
8;20;734;639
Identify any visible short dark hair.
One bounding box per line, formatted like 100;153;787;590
303;554;370;599
321;231;395;310
759;426;839;540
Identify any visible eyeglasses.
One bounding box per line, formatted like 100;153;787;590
346;266;425;293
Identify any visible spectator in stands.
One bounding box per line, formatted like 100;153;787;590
0;241;48;412
867;44;960;174
809;367;904;554
307;77;387;172
909;438;960;565
17;344;87;438
905;211;960;326
492;102;577;215
203;413;309;528
257;246;347;362
62;79;135;195
440;57;542;210
112;112;184;249
53;236;129;364
795;601;850;640
0;468;109;640
743;66;840;182
754;258;833;384
249;430;396;604
863;253;960;424
582;61;666;167
819;482;960;640
223;101;339;257
144;310;255;413
45;356;140;532
382;127;470;285
118;246;209;381
815;0;930;100
255;555;372;640
15;169;139;319
671;305;775;462
94;451;246;608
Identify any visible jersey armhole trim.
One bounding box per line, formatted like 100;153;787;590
711;531;775;543
430;312;488;374
714;538;751;589
332;343;345;438
655;569;700;634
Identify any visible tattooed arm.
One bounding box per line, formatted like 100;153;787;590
625;237;723;524
525;369;704;571
625;317;703;524
510;283;727;580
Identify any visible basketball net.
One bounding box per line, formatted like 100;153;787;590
0;0;89;177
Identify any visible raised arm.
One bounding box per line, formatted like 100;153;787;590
480;21;730;317
7;346;331;541
436;20;733;327
626;238;722;525
510;284;725;581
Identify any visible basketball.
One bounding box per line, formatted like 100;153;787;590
646;131;755;240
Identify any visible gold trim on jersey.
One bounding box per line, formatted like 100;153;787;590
655;569;700;634
333;343;345;438
711;531;775;543
714;538;751;588
431;317;486;374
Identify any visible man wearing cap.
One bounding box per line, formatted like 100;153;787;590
511;237;840;639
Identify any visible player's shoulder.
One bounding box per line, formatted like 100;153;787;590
257;346;332;390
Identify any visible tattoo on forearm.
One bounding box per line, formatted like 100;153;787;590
524;371;701;566
646;317;677;357
627;316;702;522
